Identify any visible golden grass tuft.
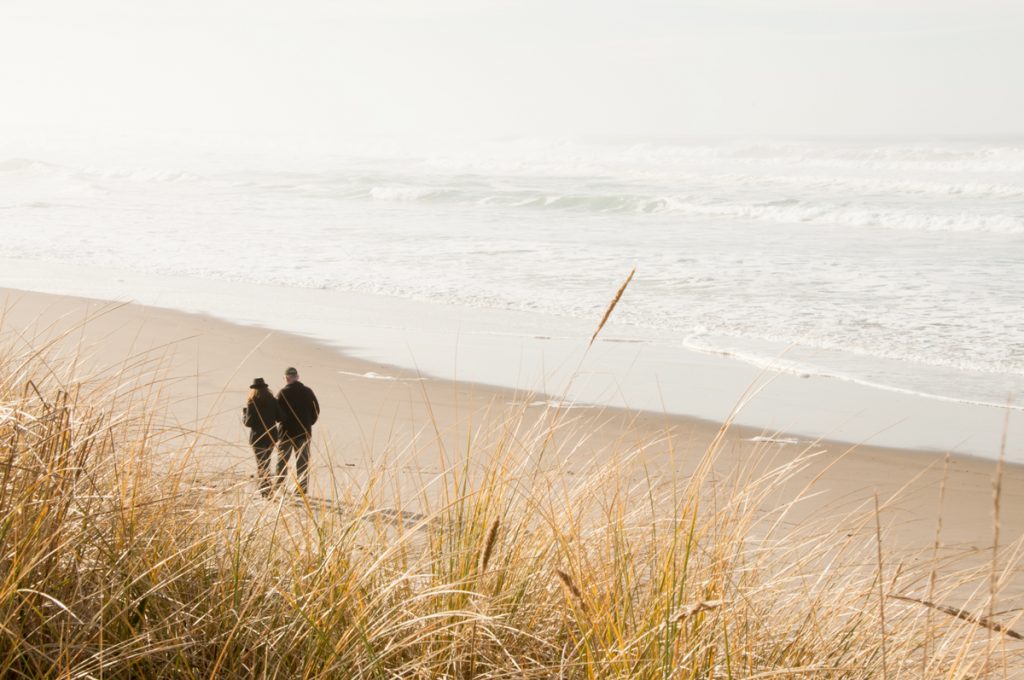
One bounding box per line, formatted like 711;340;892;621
0;317;1021;678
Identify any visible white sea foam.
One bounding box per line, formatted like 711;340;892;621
747;436;801;445
682;333;1024;412
515;400;602;410
369;185;443;201
337;370;425;381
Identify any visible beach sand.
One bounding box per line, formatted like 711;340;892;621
3;286;1022;603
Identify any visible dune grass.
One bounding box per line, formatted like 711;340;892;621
0;322;1021;678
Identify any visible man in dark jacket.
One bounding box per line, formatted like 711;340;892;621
276;366;320;494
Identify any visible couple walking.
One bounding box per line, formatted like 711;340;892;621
243;366;320;496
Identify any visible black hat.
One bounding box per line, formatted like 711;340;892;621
284;367;298;377
250;377;269;389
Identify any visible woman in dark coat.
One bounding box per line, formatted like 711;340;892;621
243;377;283;498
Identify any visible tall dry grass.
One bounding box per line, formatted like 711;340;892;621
0;320;1021;678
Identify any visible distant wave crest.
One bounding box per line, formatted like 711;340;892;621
364;183;1024;234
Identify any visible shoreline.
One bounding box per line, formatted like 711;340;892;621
0;257;1020;461
1;285;1022;582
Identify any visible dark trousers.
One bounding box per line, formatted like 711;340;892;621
277;433;310;493
252;442;274;498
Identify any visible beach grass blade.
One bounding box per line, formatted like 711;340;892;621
589;267;635;348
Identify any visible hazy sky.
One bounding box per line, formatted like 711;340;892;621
2;0;1022;146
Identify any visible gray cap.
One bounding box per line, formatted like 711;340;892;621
284;367;298;376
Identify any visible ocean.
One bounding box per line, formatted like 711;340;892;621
1;136;1022;412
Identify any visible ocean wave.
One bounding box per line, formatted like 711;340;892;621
681;335;1024;412
0;158;57;173
616;140;1024;174
653;199;1024;234
89;169;203;183
279;170;1024;206
361;184;1024;233
0;157;206;185
369;185;447;201
707;173;1024;199
679;329;1024;409
412;139;1024;177
5;147;1022;225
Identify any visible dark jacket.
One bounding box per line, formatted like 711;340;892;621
277;381;320;439
243;392;283;447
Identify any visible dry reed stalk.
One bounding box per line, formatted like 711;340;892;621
874;492;888;680
924;453;950;677
992;415;1008;619
555;569;587;612
588;267;635;348
987;407;1009;670
889;595;1024;641
478;517;500;573
674;599;725;621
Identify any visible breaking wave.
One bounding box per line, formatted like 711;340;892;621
364;184;1023;233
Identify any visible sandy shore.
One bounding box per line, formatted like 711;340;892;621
3;287;1022;602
